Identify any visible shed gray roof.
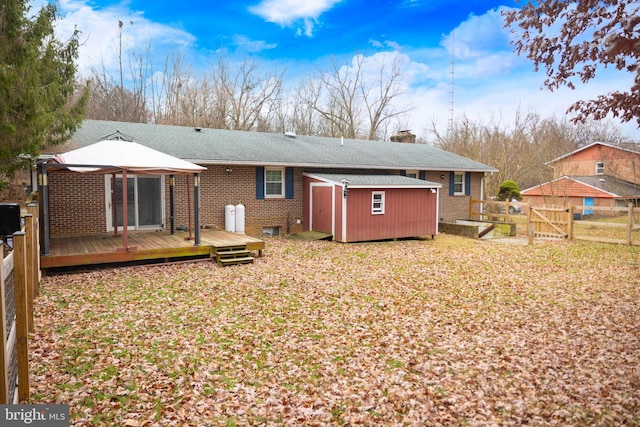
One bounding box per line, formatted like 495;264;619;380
63;120;497;173
307;173;442;188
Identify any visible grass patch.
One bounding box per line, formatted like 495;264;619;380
30;235;640;425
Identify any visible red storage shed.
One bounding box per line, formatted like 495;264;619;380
303;173;441;243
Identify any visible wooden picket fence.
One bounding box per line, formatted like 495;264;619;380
0;203;39;404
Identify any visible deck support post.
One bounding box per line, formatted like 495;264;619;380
169;174;176;234
121;169;129;249
37;163;50;255
116;169;137;252
194;173;201;246
112;173;119;237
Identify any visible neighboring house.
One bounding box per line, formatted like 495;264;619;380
522;142;640;211
41;120;497;241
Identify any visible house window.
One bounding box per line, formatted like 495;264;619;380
265;168;284;198
405;170;418;179
372;191;385;215
453;172;465;195
595;162;605;175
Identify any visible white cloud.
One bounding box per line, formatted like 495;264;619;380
232;35;277;53
249;0;341;36
44;0;638;141
369;39;384;49
398;7;640;142
431;6;525;84
53;0;195;77
441;7;512;59
369;39;402;51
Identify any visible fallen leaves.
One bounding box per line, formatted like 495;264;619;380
29;235;640;425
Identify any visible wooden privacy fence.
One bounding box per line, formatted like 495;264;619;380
0;203;39;404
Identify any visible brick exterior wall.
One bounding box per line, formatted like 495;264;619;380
555;144;640;184
422;171;484;222
48;172;107;237
46;166;481;237
169;165;304;237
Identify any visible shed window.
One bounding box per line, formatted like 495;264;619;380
265;168;284;198
372;191;385;215
595;162;605;175
453;172;464;195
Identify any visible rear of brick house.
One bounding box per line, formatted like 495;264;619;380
42;120;496;241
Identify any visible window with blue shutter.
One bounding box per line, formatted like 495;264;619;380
285;167;294;199
256;166;265;199
258;166;289;198
449;172;455;196
465;172;471;196
450;172;465;196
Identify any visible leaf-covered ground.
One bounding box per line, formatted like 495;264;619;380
30;235;640;426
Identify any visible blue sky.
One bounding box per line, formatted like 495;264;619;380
50;0;639;141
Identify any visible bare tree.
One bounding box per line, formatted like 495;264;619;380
85;21;150;123
307;58;363;138
430;109;630;197
210;55;284;131
85;63;148;122
362;54;412;140
300;54;411;140
503;1;640;126
149;50;195;126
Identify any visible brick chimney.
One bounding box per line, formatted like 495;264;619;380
390;130;416;143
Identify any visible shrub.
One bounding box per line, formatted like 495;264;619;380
497;180;522;201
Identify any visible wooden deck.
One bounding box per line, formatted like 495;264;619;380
40;229;265;269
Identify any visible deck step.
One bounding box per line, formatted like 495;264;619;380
217;256;254;266
215;245;254;266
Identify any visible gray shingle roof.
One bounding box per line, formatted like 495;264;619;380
65;120;497;172
307;173;442;188
571;175;640;197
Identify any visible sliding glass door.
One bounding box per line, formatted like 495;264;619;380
106;175;164;230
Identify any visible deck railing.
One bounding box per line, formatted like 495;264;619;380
0;203;39;403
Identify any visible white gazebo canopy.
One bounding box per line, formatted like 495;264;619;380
41;139;206;253
51;139;205;174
